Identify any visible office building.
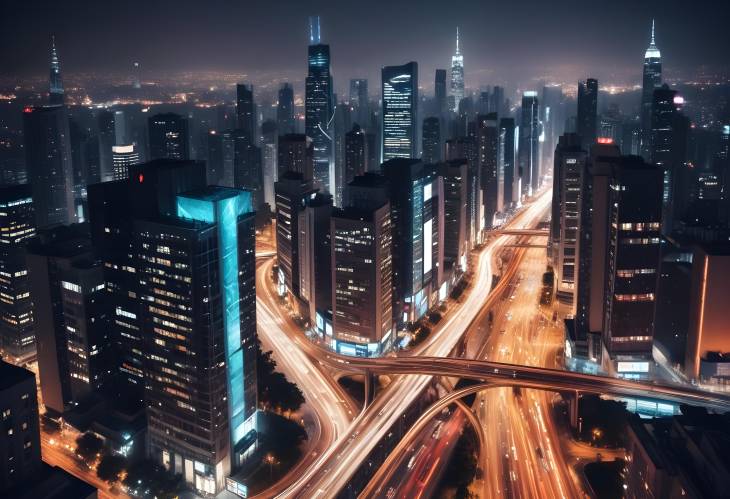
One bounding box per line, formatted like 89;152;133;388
275;172;317;304
450;28;464;111
236;83;255;139
435;69;447;116
148;113;190;161
331;174;393;355
345;124;367;188
445;137;479;249
260;120;278;208
206;129;235;187
477;113;500;230
139;187;258;495
685;243;730;382
278;133;314;180
233;130;263;208
305;16;334;193
298;193;333;333
439;160;468;276
422;117;441;164
382;62;418;161
518;91;540;197
0;186;36;364
577;78;598;147
23;105;75;229
550;134;587;309
381;158;444;326
277;83;295;135
48;36;64;105
333;101;352;207
349;79;369;128
499;117;517;208
111;144;139;181
641;20;662;158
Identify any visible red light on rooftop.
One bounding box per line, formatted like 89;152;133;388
597;137;613;144
23;106;33;113
138;173;144;183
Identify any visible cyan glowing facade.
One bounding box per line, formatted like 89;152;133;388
138;186;257;495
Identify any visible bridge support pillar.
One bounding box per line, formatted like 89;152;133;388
363;370;376;408
566;390;580;429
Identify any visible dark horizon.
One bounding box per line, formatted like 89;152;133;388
3;0;730;91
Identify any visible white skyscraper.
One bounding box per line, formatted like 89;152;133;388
450;27;464;112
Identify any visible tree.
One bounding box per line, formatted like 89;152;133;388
75;432;104;464
97;454;127;484
256;338;305;413
123;459;183;499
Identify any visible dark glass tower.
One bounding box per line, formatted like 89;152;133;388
345;124;367;187
577;78;598;147
349;79;369;128
148;113;190;160
422;117;441;165
236;83;256;139
277;83;295;135
22;105;76;229
641;20;662;158
382;62;418;161
499;117;516;208
477;113;499;230
518;91;540;197
305;16;334;194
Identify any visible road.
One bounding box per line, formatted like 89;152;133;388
276;189;554;497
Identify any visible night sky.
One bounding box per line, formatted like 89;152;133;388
3;0;729;89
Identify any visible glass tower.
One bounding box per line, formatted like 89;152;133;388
381;62;418;161
641;20;662;158
450;27;464;112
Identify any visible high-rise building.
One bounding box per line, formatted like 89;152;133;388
48;36;64;106
331;182;393;356
148;113;190;161
650;85;689;234
0;361;41;491
684;242;730;382
641;20;662;159
140;187;258;495
236;83;256;139
490;86;505;116
435;69;447;116
499;118;517;208
233;130;263;208
422;117;441;165
550;134;587;309
477;113;500;230
381;158;444;326
518;91;540;197
206;130;235;187
97;109;116;182
349;79;369;129
23;105;75;229
577;78;598;147
277;83;295;135
445;137;479;249
260;121;278;208
345;124;367;189
26;226;109;415
111;144;139;181
298;193;333;333
87;160;208;386
450;28;464;112
275;172;318;304
278;133;314;180
0;186;36;365
333;101;352;207
439;160;468;276
305;16;334;194
382;62;418;161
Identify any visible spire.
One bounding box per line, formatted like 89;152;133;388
644;19;660;59
455;27;461;56
49;35;64;105
309;16;321;45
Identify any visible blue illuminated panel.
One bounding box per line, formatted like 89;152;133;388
177;188;254;448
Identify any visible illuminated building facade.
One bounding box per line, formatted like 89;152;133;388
450;28;464;112
111;144;140;181
518;91;540;197
641;20;662;159
139;186;258;495
0;186;36;364
148;113;190;161
48;36;64;105
382;62;418;161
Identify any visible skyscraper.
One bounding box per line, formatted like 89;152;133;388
577;78;598;147
233;130;263;208
435;69;447;116
111;144;139;180
298;193;333;333
349;79;369;128
422;117;441;165
22;105;75;229
641;20;662;159
236;83;256;139
206;130;235;187
345;124;367;188
278;133;314;180
260;120;278;208
381;62;418;161
277;83;295;135
450;28;464;112
48;36;64;105
477;113;500;230
499;117;517;208
305;16;334;193
439;160;468;275
445;137;479;249
140;187;258;495
518;91;540;197
148;113;190;161
0;185;36;364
